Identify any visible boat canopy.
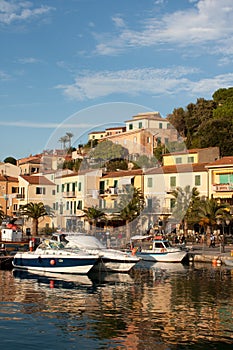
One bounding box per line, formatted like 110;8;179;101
130;235;152;241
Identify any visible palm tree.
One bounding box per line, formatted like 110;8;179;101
66;132;74;148
116;187;145;241
197;198;230;239
19;202;48;235
171;185;200;236
83;206;106;235
58;136;67;150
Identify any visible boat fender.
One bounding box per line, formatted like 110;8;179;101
50;259;56;266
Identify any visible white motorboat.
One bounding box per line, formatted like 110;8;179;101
12;239;99;275
130;235;188;263
51;233;140;273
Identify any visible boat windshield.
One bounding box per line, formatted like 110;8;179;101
39;240;66;250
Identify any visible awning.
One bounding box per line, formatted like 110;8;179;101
119;176;133;185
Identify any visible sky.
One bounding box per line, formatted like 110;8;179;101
1;0;233;161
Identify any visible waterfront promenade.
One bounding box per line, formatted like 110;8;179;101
187;242;233;264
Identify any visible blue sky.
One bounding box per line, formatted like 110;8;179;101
1;0;233;161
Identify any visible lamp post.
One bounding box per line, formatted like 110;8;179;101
217;218;224;253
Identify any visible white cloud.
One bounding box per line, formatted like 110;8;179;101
18;57;42;64
0;0;54;25
0;120;93;129
94;0;233;55
0;70;10;80
56;67;233;101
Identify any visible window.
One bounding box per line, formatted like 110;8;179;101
52;190;56;195
170;198;176;209
157;137;161;144
147;178;153;188
57;185;59;193
77;200;82;209
175;157;182;164
219;173;233;184
139;122;142;129
36;187;45;195
170;176;176;187
147;137;150;143
78;182;82;191
62;184;65;192
164;138;169;144
188;156;194;163
159;122;163;129
167;123;170;129
134;136;137;143
195;175;201;186
129;123;133;130
147;198;152;210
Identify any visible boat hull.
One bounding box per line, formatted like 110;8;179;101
12;252;98;274
136;250;187;263
224;258;233;267
93;257;138;272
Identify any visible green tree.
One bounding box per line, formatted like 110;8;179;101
83;206;106;235
90;140;128;162
105;159;128;172
171;186;200;235
197;198;230;238
116;187;145;241
167;107;187;138
4;157;17;165
19;202;48;235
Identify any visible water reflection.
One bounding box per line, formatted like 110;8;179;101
0;263;233;349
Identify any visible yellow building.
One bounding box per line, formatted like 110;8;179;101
99;169;144;212
163;147;219;166
0;174;19;217
206;156;233;204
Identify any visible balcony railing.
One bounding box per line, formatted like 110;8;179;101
212;184;233;192
63;191;76;198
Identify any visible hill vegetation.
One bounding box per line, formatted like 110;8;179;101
167;87;233;156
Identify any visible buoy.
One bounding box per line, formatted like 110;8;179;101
212;258;221;266
212;259;217;266
50;280;55;288
50;259;56;266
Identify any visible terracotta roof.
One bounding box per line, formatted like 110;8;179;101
145;163;209;175
20;175;55;185
206;156;233;167
102;169;143;178
0;175;18;182
163;147;219;157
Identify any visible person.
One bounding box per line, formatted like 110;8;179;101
209;234;215;248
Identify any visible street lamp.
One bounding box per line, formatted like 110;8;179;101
216;218;225;253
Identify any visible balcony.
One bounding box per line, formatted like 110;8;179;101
63;191;76;198
99;187;118;196
212;184;233;192
15;194;25;199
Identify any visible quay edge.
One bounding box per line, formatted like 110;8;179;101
187;244;233;265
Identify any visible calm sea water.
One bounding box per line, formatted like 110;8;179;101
0;261;233;350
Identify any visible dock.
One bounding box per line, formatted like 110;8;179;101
187;243;233;265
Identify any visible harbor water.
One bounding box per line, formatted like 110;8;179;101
0;262;233;350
